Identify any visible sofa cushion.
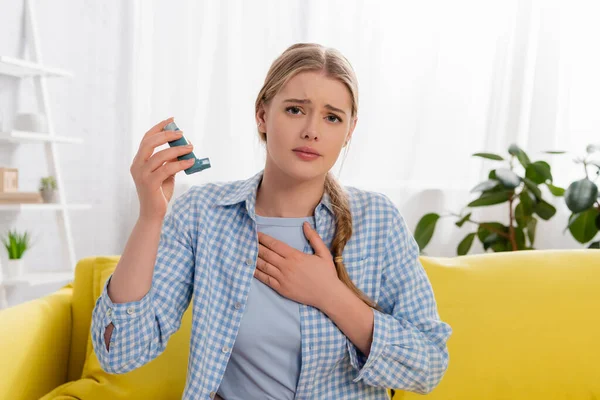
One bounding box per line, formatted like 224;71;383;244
42;256;193;399
67;256;120;382
393;249;600;399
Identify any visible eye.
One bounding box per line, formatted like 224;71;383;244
327;114;342;123
286;106;303;115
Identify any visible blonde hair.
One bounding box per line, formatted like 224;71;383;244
255;43;381;311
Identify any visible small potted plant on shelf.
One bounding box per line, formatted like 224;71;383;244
39;175;57;203
1;229;32;279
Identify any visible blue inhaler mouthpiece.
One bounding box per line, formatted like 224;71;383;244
163;121;211;175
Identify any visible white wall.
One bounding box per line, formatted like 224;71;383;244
0;0;134;305
0;0;593;307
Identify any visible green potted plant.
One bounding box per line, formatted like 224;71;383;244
39;175;57;203
563;144;600;248
414;144;563;255
1;229;32;279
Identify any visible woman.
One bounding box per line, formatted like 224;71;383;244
92;43;452;400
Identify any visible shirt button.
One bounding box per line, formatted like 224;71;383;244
126;307;134;315
234;302;242;310
209;392;216;399
245;258;253;266
106;309;112;316
222;345;230;353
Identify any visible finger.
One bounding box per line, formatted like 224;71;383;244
147;154;186;179
254;268;281;290
258;243;286;268
256;257;283;280
258;231;295;258
146;144;194;172
137;129;185;162
142;117;174;140
161;156;182;172
303;222;331;259
150;158;195;185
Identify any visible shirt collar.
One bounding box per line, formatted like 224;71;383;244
214;169;334;218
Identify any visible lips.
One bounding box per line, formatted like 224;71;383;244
293;146;321;156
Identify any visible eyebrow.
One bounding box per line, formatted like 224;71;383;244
283;98;347;116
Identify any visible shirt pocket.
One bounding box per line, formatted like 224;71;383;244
342;255;380;301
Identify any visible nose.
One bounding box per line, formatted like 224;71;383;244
301;115;319;141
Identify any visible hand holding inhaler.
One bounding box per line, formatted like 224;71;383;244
130;117;211;221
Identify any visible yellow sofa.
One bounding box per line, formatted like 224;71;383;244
0;250;598;399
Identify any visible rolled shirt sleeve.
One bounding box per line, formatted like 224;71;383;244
91;189;198;374
346;204;452;394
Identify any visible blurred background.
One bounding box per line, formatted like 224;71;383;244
0;0;598;307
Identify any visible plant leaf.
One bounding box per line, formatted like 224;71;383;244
568;208;600;244
525;161;553;184
588;241;600;249
477;223;506;244
515;203;526;228
527;218;537;245
515;206;535;233
519;190;535;216
470;180;500;193
490;238;510;252
455;212;472;228
468;191;512;207
564;179;599;213
483;232;500;247
414;213;440;250
534;200;557;220
457;233;476;256
543;150;567;154
495;168;521;189
515;227;526;250
522;177;542;200
547;183;565;196
1;229;30;259
508;144;531;167
565;213;578;234
472;153;505;161
586;144;600;154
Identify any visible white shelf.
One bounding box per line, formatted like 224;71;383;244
0;0;85;298
0;56;73;78
1;271;73;287
0;203;92;211
0;130;83;144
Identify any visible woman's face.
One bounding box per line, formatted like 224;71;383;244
257;70;357;182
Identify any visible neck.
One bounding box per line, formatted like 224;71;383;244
255;163;326;218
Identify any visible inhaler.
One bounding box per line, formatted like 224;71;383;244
163;121;211;175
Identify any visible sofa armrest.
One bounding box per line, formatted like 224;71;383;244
0;284;73;400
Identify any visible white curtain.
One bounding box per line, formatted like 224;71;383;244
122;0;600;256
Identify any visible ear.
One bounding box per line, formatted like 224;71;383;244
256;104;267;133
344;117;358;146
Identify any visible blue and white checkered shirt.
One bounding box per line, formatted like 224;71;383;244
91;169;452;399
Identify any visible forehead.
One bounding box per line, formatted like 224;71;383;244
275;71;352;111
